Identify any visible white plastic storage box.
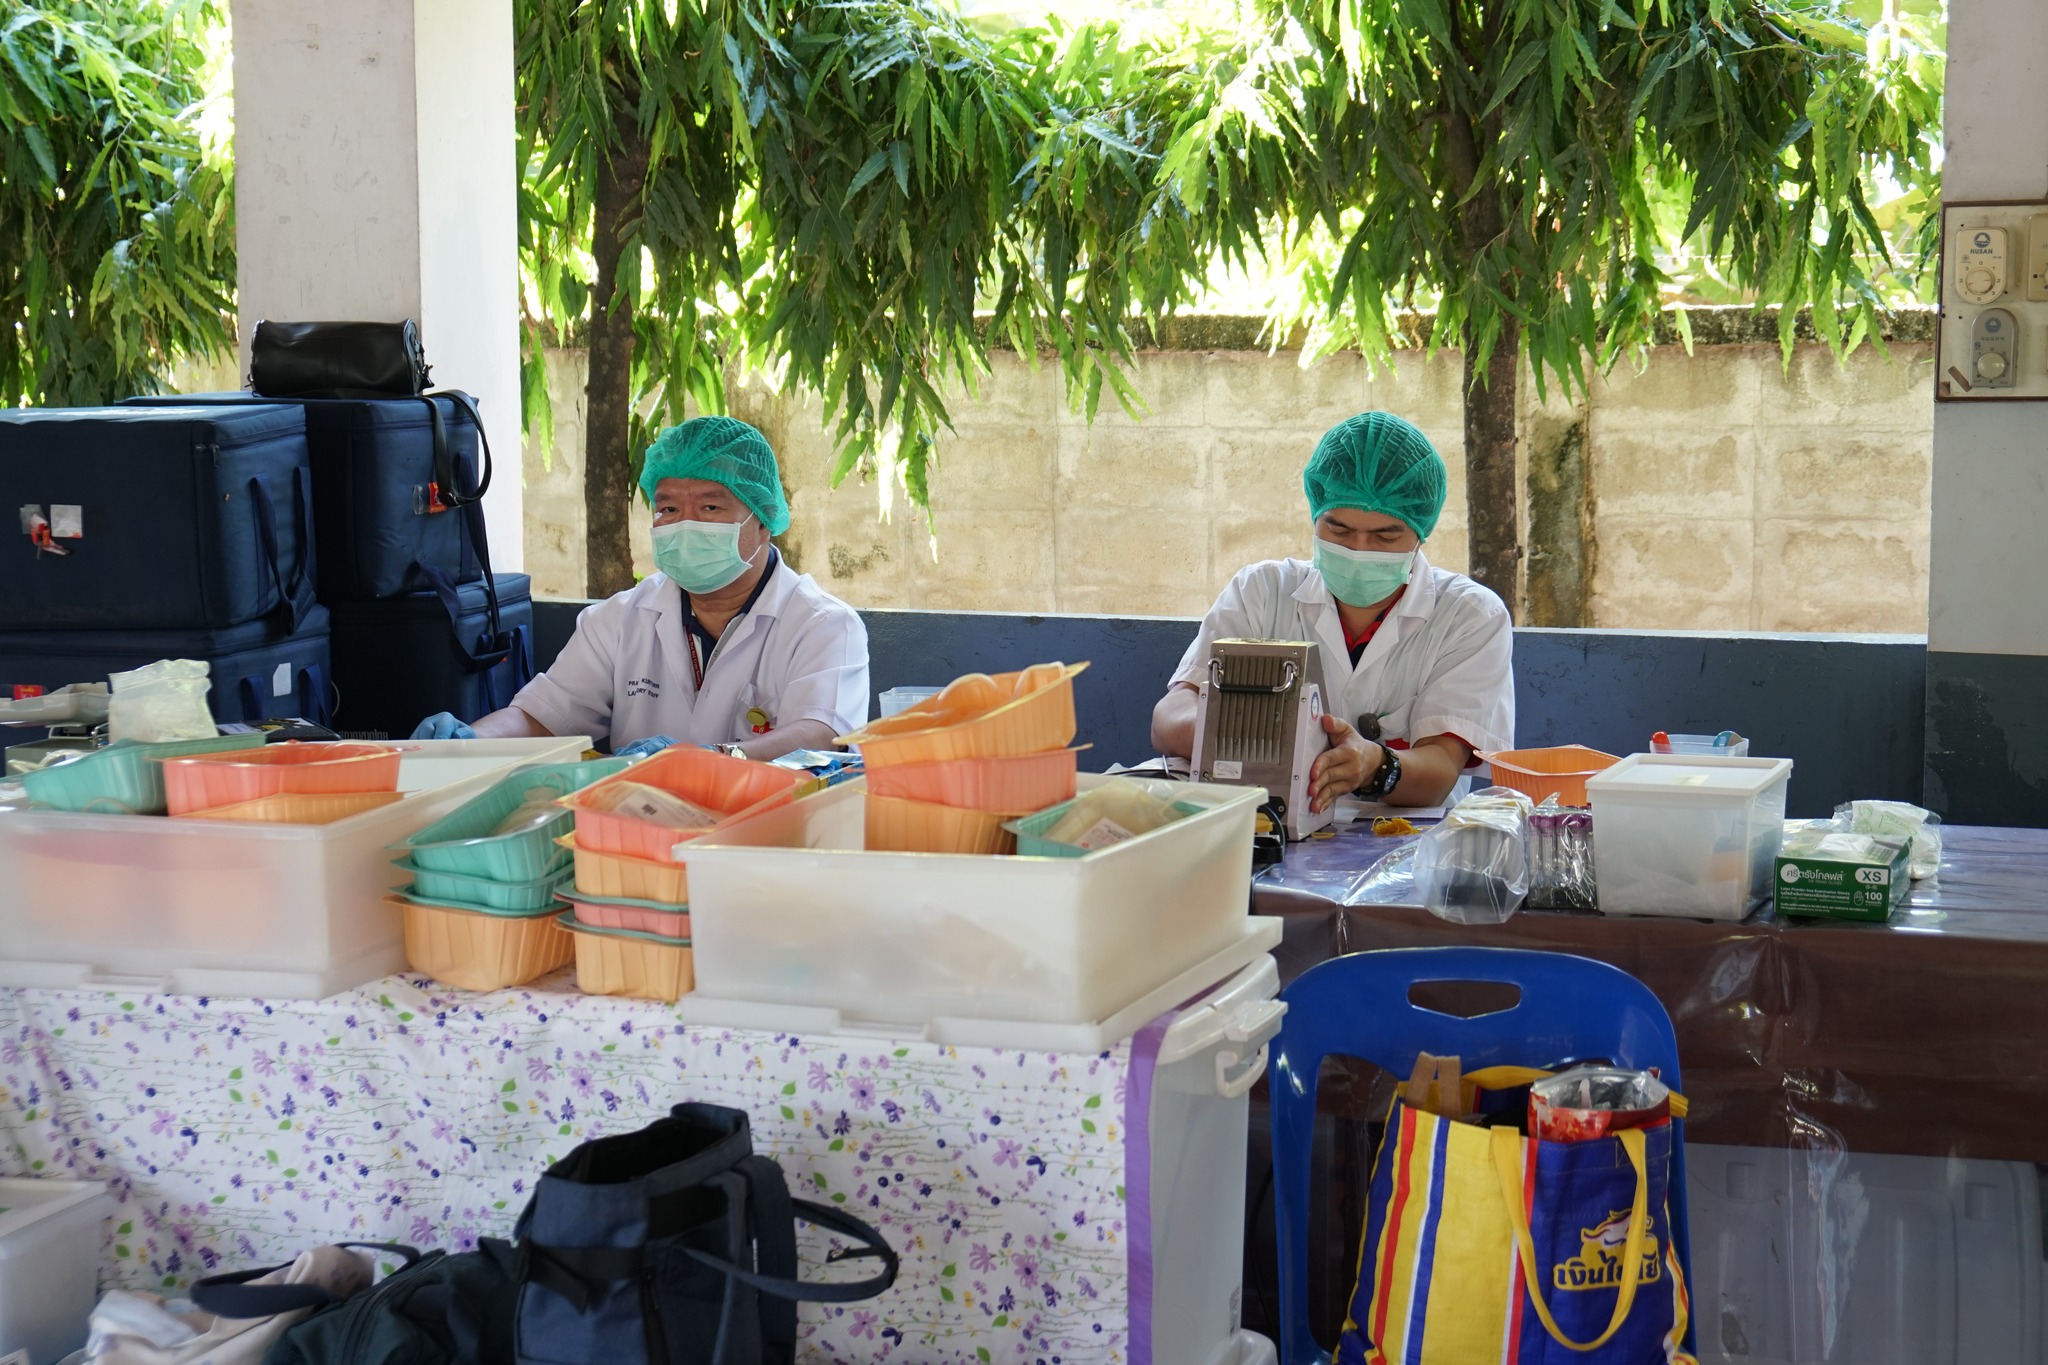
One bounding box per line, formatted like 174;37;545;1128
1686;1144;2041;1365
679;775;1264;1034
0;738;587;999
0;1178;110;1365
1585;754;1792;920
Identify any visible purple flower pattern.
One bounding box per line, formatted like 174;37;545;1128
0;974;1131;1362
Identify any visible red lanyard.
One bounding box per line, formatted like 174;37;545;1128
686;632;708;692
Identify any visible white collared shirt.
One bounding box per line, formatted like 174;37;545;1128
511;561;870;749
1170;551;1515;758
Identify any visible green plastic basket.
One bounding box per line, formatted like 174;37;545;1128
400;759;630;881
20;732;267;815
1004;795;1208;859
393;857;575;913
555;910;692;947
391;889;561;920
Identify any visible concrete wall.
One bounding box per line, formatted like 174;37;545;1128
521;327;1934;634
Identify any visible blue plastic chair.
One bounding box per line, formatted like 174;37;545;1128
1269;946;1696;1365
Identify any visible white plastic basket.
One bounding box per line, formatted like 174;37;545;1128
0;1178;110;1365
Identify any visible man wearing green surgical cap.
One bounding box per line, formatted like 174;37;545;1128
1152;411;1514;811
413;416;870;758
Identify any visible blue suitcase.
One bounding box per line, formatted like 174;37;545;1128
327;573;534;738
0;607;333;727
0;405;316;632
123;391;490;601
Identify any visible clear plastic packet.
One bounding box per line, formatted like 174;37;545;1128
1413;785;1530;925
1834;799;1941;880
490;787;570;838
1042;777;1186;850
580;780;723;830
107;658;215;742
1527;795;1597;911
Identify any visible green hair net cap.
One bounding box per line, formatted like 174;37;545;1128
1302;411;1448;540
638;416;791;536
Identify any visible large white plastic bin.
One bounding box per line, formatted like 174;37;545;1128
0;1178;110;1365
680;775;1263;1030
1585;754;1793;920
0;738;587;999
1686;1143;2042;1365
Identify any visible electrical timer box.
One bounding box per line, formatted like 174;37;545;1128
1938;199;2048;402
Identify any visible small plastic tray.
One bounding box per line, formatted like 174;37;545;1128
393;857;574;913
838;664;1085;768
178;791;406;825
20;733;266;814
396;895;573;991
865;791;1016;854
1007;794;1208;859
559;833;689;904
562;914;695;1000
163;742;401;816
560;897;692;939
562;747;812;863
862;746;1083;815
401;759;629;881
1482;745;1621;807
1651;733;1752;758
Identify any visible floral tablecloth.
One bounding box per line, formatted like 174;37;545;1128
0;972;1138;1364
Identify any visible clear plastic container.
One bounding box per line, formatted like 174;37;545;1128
1649;732;1752;758
0;1177;111;1365
1482;745;1621;806
877;687;941;718
398;895;574;992
680;775;1261;1030
162;742;401;816
1585;753;1794;920
0;738;589;998
19;732;266;814
401;758;629;881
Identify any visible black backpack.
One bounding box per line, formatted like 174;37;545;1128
513;1103;898;1365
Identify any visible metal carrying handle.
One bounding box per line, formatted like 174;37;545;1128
1207;657;1299;695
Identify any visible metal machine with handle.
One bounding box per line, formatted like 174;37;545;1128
1190;638;1334;840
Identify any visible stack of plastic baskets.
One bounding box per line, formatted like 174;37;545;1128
389;759;628;991
161;741;404;821
838;663;1088;854
19;733;267;815
555;748;813;1000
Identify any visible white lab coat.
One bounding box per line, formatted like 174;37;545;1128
1171;552;1515;759
511;561;870;749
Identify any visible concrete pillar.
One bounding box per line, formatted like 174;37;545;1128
1925;0;2048;823
230;0;523;571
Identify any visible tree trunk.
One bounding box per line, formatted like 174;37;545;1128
1461;316;1521;615
584;134;650;599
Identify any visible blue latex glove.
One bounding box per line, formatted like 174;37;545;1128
615;734;679;760
412;712;476;741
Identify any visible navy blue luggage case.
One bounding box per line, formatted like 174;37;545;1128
0;607;333;727
328;573;534;738
0;405;316;632
123;391;488;601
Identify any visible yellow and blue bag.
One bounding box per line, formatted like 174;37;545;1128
1337;1070;1697;1365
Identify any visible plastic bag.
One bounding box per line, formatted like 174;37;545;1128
1041;777;1186;851
1528;796;1597;911
490;787;570;838
1413;786;1530;924
1835;799;1941;880
581;781;723;830
107;659;215;743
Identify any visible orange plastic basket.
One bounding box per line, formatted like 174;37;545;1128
562;747;812;863
558;833;689;905
1482;745;1622;807
862;746;1083;815
396;896;573;992
838;663;1087;767
864;791;1018;855
566;919;695;1001
162;742;401;816
176;791;405;825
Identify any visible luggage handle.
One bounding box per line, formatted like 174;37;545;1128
681;1197;900;1305
1490;1125;1653;1353
424;391;493;508
192;1242;421;1319
247;468;310;634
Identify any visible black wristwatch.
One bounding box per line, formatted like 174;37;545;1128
1356;744;1401;799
